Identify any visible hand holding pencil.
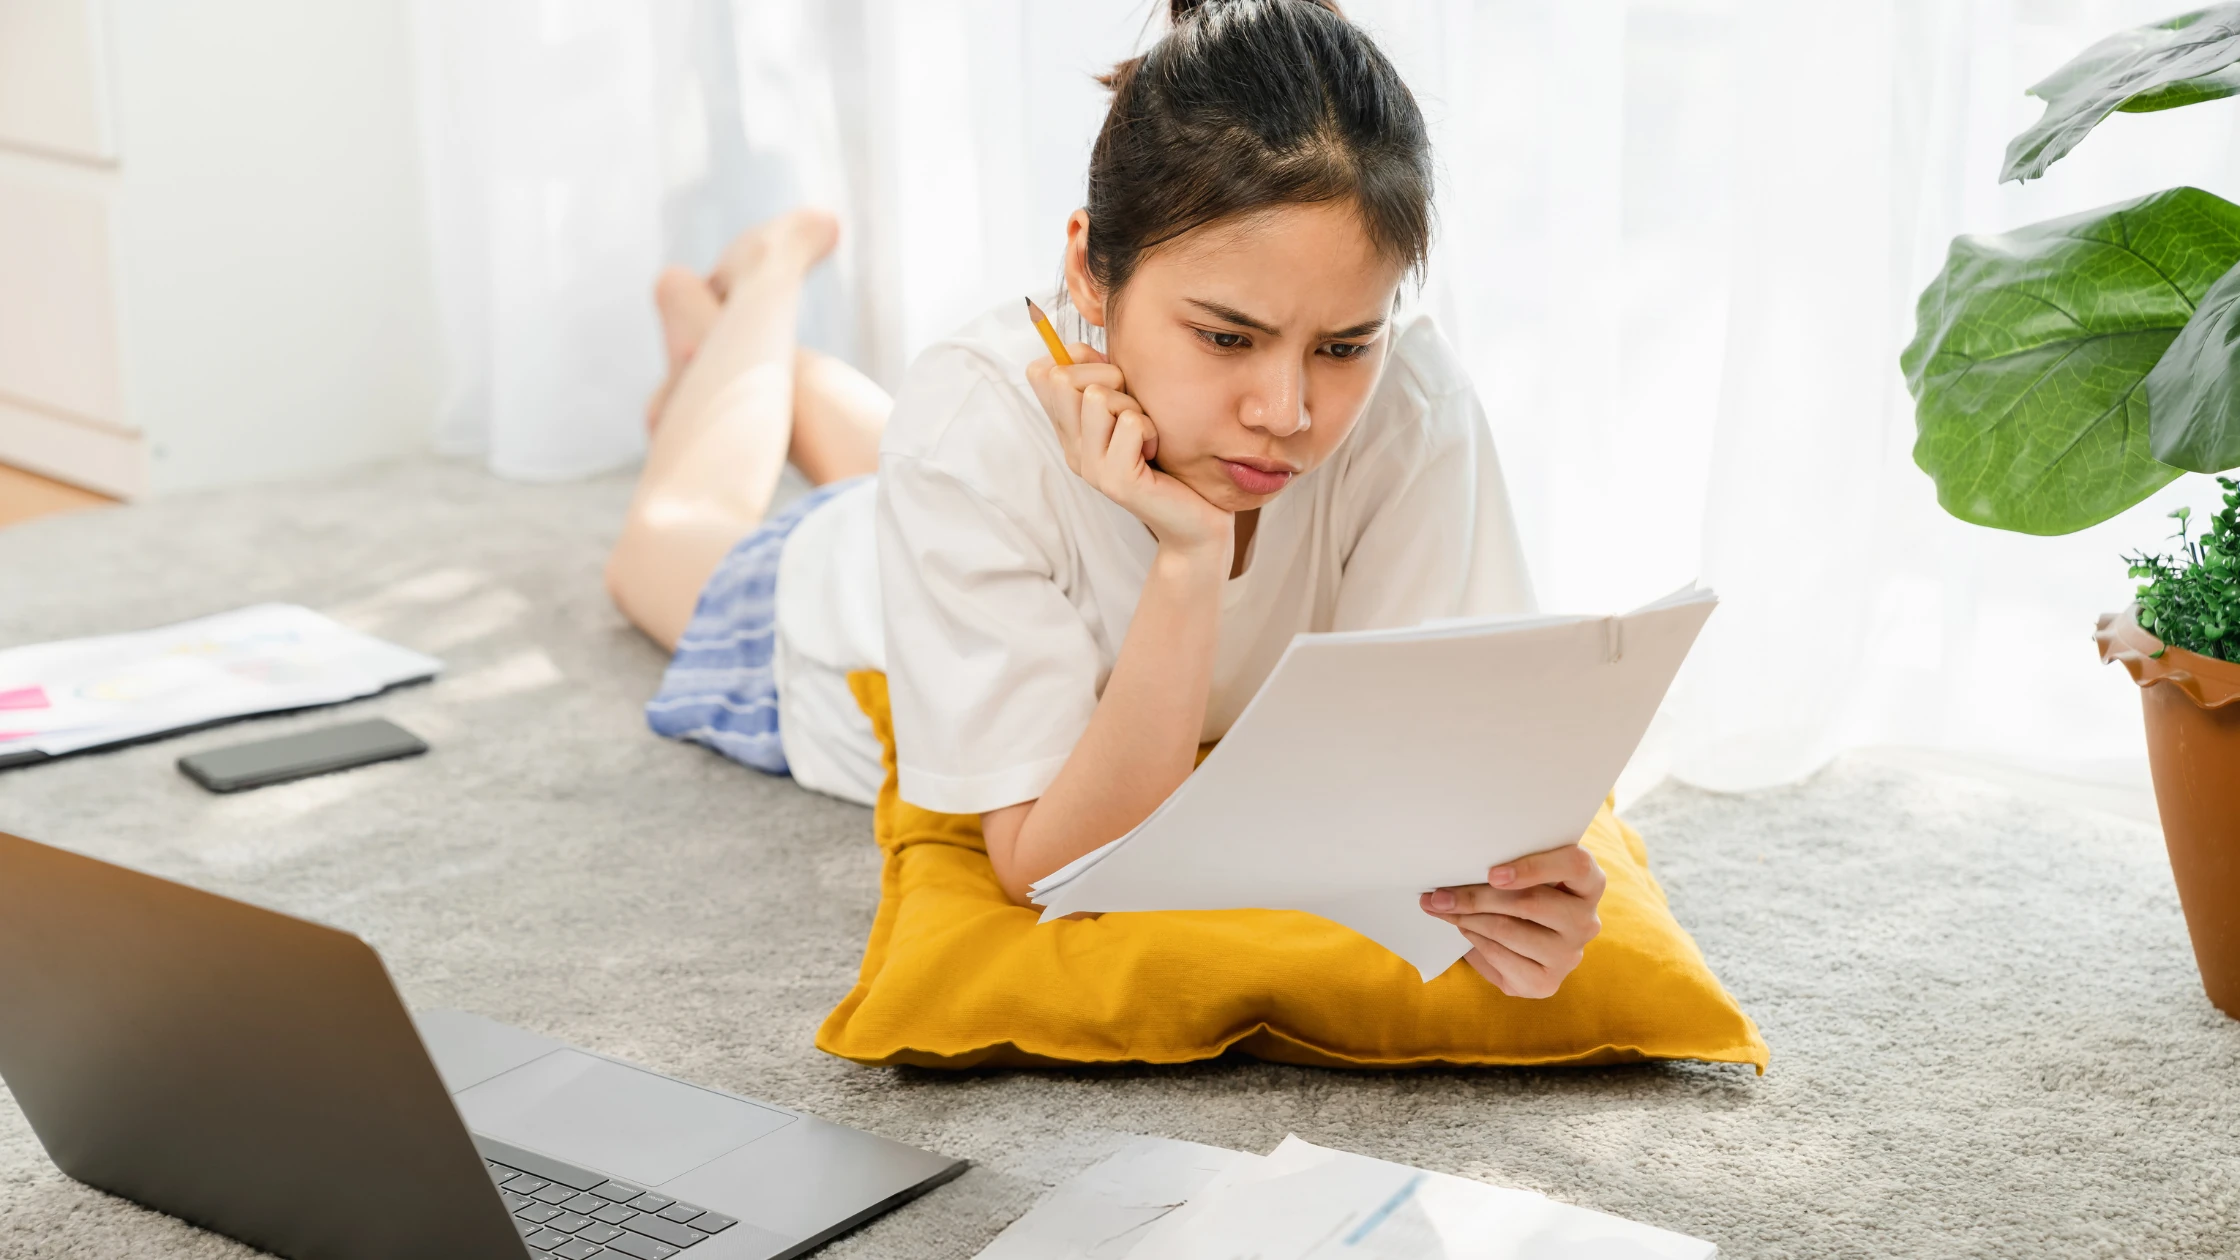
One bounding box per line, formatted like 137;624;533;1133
1021;296;1232;557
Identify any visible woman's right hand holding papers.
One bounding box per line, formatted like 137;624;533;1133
1421;844;1607;998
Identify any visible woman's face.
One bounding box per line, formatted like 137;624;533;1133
1063;200;1408;514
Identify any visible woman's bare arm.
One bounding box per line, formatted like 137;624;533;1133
982;542;1224;902
980;350;1232;904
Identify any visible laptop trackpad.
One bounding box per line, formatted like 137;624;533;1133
456;1049;793;1186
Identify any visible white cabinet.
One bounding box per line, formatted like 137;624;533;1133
0;0;442;498
0;0;113;163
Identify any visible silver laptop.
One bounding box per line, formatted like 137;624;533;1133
0;830;965;1260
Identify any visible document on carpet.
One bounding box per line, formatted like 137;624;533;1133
975;1135;1715;1259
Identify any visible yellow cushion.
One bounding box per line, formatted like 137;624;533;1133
816;672;1768;1072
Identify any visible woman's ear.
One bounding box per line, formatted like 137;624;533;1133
1061;209;1107;328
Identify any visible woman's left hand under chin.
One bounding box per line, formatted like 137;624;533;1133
1419;842;1606;998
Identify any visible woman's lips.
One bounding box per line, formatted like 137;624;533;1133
1220;458;1294;495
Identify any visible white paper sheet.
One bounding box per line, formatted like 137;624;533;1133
1031;588;1716;979
972;1138;1261;1260
972;1135;1716;1260
1124;1135;1716;1260
0;604;440;757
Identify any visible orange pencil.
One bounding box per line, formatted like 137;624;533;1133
1024;297;1074;366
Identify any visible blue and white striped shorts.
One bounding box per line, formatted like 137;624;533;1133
643;476;870;775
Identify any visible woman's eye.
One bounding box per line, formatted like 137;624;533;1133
1200;330;1248;350
1325;341;1368;360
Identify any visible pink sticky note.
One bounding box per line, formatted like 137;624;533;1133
0;686;48;711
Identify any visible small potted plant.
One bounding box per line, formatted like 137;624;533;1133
2095;485;2240;1017
1902;5;2240;1016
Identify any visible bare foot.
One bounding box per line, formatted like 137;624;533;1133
646;266;721;432
709;208;841;302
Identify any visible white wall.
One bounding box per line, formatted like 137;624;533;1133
114;0;445;494
92;1;445;495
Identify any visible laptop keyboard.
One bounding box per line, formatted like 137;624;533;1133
475;1135;739;1260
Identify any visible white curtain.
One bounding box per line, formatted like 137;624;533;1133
411;0;2240;790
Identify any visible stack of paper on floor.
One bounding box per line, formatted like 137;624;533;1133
975;1135;1715;1259
0;604;439;766
1030;587;1717;980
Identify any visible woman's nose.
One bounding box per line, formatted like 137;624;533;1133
1242;360;1310;436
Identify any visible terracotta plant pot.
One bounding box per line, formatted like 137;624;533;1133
2095;606;2240;1018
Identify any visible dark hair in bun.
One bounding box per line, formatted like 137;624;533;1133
1083;0;1431;299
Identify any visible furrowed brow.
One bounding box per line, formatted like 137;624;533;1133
1185;299;1389;341
1184;299;1281;336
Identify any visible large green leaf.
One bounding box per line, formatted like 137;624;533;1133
2119;61;2240;112
2003;4;2240;183
2144;259;2240;471
1899;187;2240;534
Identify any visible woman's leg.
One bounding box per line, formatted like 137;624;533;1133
647;302;890;479
643;267;721;432
788;349;889;484
605;209;838;651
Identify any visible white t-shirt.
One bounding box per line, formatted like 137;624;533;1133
771;475;887;806
766;297;1536;816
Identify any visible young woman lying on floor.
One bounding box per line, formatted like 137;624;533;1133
605;0;1606;999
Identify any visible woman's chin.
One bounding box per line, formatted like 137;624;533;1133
1199;480;1280;514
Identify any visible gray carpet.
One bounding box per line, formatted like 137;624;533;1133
2;458;2235;1259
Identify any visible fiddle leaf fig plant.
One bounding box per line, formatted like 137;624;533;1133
2003;4;2240;182
1900;187;2236;534
1904;4;2240;662
2142;257;2240;472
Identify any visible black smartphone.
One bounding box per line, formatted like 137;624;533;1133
177;719;427;793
